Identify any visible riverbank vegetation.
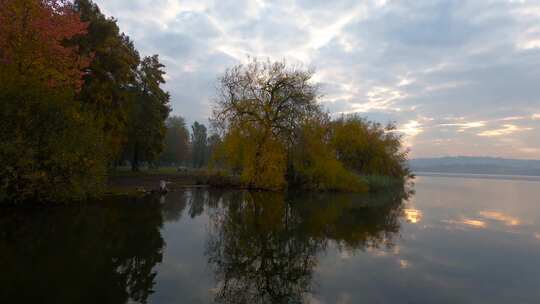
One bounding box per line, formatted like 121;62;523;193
209;59;411;191
1;0;411;203
0;0;170;202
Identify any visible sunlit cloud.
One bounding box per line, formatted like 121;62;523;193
440;121;486;132
95;0;540;158
477;124;533;137
517;39;540;50
423;81;470;92
479;211;521;226
520;148;540;154
398;120;423;138
397;76;415;87
499;116;527;121
352;86;407;112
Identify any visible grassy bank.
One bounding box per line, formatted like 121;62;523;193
106;167;242;196
361;175;409;193
107;167;408;196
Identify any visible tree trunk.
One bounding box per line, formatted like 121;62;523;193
132;142;140;172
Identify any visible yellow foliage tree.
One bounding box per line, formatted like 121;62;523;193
210;59;409;192
290;117;368;192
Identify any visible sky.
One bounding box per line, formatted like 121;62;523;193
95;0;540;159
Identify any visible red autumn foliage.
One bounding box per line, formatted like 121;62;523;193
0;0;91;91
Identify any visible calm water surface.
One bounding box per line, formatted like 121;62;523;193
2;176;540;303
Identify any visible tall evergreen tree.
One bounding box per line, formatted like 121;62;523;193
124;55;171;171
160;116;190;165
191;122;208;168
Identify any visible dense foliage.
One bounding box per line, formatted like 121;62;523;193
211;59;411;191
191;121;209;168
159;116;190;166
0;1;410;202
0;0;170;202
121;55;171;171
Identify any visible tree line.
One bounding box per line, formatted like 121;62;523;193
155;116;218;169
0;1;411;202
0;0;171;201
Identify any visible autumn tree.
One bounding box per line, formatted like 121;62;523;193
331;115;411;179
159;116;190;166
289;115;367;192
212;58;321;189
212;59;410;191
0;0;106;202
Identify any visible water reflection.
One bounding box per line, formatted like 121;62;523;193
202;189;409;303
404;208;423;224
478;211;521;227
0;188;410;304
0;197;165;304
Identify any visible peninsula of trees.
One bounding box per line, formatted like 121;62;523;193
0;0;411;203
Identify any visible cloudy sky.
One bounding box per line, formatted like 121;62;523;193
95;0;540;159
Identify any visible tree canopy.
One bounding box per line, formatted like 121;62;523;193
0;1;410;202
211;59;410;191
160;116;190;165
0;0;171;202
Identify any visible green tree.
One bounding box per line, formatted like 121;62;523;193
73;0;141;160
123;55;171;171
191;121;208;168
160;116;190;165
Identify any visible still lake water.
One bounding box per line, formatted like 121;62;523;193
2;175;540;303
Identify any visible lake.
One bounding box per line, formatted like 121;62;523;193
1;175;540;303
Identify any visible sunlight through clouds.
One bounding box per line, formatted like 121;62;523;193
94;0;540;158
477;124;533;137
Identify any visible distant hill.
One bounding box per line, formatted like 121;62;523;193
409;157;540;176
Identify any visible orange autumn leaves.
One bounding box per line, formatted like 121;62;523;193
0;0;90;91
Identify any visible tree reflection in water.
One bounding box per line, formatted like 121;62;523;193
203;189;410;304
0;196;165;304
0;188;410;304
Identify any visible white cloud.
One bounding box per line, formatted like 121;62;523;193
440;121;486;131
94;0;540;158
477;124;533;137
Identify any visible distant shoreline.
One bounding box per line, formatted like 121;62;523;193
414;171;540;182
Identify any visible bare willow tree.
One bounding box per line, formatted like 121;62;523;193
212;58;321;146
